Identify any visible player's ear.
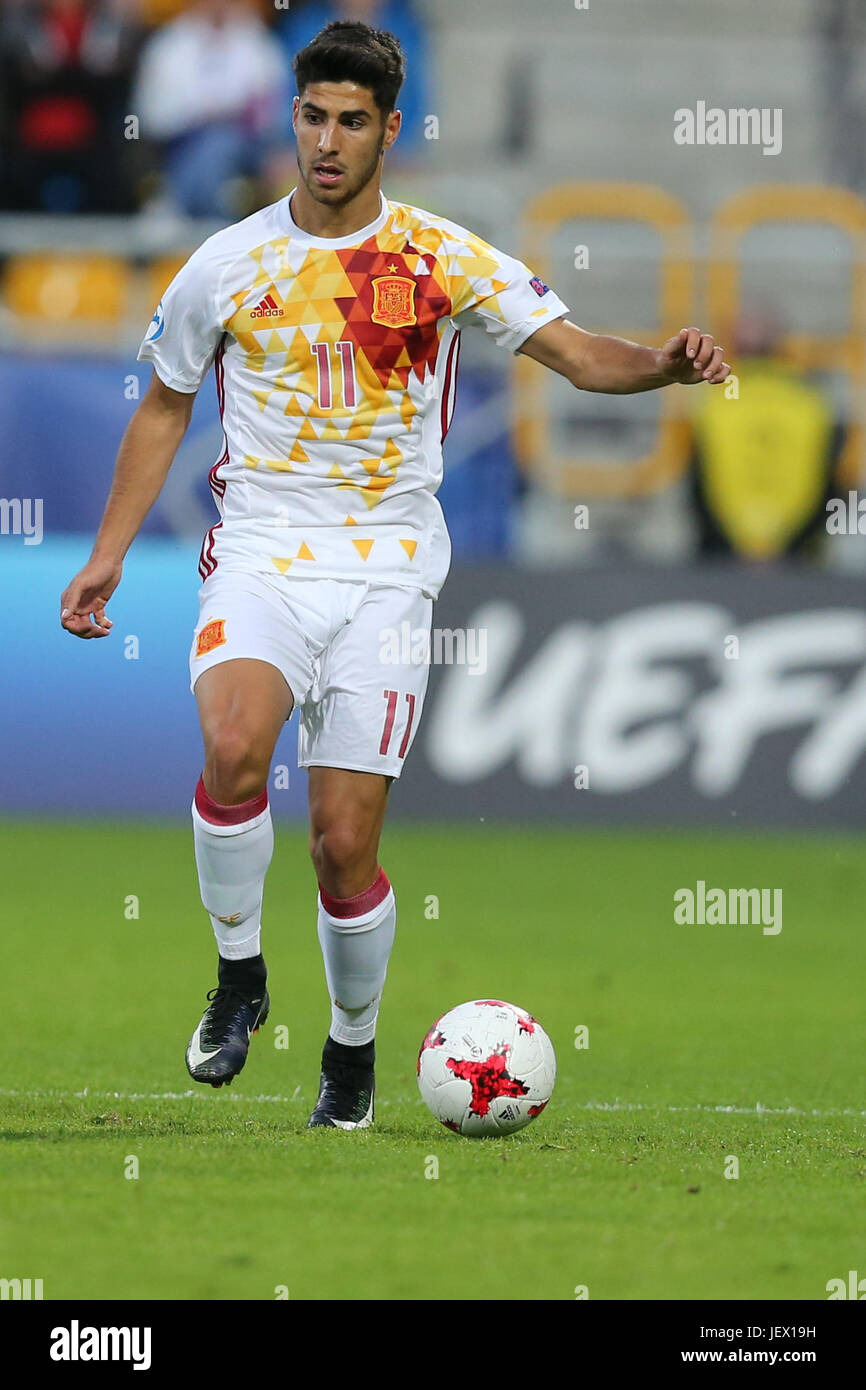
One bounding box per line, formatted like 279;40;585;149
383;108;401;151
291;95;300;132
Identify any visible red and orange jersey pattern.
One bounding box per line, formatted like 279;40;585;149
137;191;569;597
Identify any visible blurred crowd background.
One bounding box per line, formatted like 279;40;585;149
0;0;431;218
2;0;866;569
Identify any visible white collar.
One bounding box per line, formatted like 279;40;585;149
283;188;389;249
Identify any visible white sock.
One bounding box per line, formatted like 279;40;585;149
317;869;396;1046
192;777;273;961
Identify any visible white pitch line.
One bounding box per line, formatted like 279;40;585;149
0;1088;864;1118
582;1100;866;1118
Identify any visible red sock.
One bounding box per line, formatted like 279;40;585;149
194;775;268;827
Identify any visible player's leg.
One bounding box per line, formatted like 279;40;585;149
184;570;318;1088
310;769;393;1030
309;765;391;898
306;767;394;1128
187;658;293;1086
194;655;293;968
300;583;432;1128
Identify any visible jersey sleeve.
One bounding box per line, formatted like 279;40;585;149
444;225;570;353
136;243;225;393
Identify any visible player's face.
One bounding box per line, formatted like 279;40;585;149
293;83;400;207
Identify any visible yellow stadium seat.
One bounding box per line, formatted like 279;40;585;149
515;182;694;498
3;254;130;323
138;0;191;25
147;254;193;306
138;1;269;23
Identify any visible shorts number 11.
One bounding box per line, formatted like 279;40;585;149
380;689;416;760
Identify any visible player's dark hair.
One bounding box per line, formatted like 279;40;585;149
293;20;406;119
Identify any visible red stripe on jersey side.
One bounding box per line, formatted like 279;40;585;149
200;340;228;580
198;529;212;580
201;526;214;579
199;521;222;580
440;333;460;442
214;336;226;414
209;456;227;498
206;521;222;576
209;339;228;496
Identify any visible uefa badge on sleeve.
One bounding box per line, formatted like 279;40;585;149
145;300;165;342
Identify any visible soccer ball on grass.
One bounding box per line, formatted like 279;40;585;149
416;999;556;1136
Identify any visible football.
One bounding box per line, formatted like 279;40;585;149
416;999;556;1136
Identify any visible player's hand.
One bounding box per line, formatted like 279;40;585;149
658;327;730;385
60;558;122;639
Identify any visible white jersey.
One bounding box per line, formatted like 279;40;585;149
137;189;569;597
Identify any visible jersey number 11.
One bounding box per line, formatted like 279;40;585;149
312;341;358;410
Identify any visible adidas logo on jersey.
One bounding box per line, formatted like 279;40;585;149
251;293;283;319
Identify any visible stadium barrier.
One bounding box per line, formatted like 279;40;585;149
395;560;866;828
8;539;866;826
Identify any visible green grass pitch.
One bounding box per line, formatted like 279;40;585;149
1;819;864;1301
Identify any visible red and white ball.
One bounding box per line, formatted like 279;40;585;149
417;999;556;1136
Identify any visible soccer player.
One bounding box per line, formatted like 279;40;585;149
60;21;729;1128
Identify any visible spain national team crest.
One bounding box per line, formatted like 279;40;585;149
371;274;417;328
195;618;226;658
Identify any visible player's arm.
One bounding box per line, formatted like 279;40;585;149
517;318;730;393
60;372;195;639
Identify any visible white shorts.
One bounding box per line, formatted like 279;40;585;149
189;570;433;778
